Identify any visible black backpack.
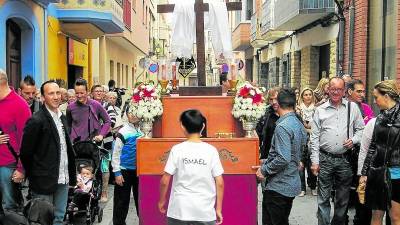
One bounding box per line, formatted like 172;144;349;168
0;198;54;225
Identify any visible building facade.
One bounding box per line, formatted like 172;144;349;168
341;0;400;103
0;0;157;90
250;0;337;90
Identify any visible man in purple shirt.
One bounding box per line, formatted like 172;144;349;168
66;78;111;143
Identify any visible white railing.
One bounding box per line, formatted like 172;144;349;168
261;0;272;35
111;0;124;22
300;0;335;10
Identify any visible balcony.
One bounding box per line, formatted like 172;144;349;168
255;0;286;42
250;12;268;48
232;22;251;51
34;0;59;5
55;0;124;39
274;0;335;31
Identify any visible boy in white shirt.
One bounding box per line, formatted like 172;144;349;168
158;109;224;225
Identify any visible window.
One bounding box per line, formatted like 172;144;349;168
126;65;129;88
368;0;398;103
122;64;124;86
117;62;121;87
110;60;114;80
246;0;253;20
123;0;132;30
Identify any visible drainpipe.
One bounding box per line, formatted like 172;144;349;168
348;0;355;76
334;0;345;76
44;8;48;81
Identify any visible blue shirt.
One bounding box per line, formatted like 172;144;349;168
390;167;400;180
261;112;307;197
111;123;142;176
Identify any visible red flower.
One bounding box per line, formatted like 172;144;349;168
239;86;250;97
252;93;262;105
142;88;154;98
132;94;141;103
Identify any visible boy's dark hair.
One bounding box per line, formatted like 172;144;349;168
108;79;116;88
180;109;206;134
277;88;296;110
75;78;88;91
40;80;57;96
220;72;228;85
20;75;35;88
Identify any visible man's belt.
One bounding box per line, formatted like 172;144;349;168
320;149;347;158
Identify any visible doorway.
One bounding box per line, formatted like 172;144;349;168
68;65;83;89
319;44;330;79
6;19;22;88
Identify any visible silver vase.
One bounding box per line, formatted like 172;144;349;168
242;120;257;138
140;120;153;138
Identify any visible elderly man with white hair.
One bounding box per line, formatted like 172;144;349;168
0;69;31;211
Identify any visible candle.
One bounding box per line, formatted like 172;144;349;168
231;64;236;80
172;63;177;80
162;64;166;80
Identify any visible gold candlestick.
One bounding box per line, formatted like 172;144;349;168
227;80;238;96
159;80;169;96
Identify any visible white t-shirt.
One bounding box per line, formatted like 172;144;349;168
164;141;224;221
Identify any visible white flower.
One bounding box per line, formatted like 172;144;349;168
249;90;255;96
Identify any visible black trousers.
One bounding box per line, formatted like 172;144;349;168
262;190;294;225
113;169;139;225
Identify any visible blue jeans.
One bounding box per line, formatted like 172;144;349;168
317;153;352;225
32;184;69;225
0;166;18;211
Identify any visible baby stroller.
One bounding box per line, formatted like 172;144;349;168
65;141;108;225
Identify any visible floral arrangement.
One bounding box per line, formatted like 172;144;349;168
130;83;163;121
232;82;267;121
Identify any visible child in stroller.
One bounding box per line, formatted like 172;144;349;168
67;165;94;211
65;141;106;225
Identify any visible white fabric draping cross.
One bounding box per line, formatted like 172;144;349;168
170;0;196;58
207;1;233;60
170;0;233;60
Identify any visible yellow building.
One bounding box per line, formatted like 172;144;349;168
0;0;52;88
1;0;150;89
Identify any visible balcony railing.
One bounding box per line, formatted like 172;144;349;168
250;12;258;42
58;0;124;24
274;0;335;31
300;0;335;9
56;0;125;38
261;0;273;34
232;22;251;51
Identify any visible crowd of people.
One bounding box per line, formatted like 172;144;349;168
0;68;136;225
256;76;400;225
1;65;400;225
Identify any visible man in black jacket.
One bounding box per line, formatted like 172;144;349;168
255;87;280;225
20;80;76;225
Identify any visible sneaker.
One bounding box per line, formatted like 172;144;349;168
312;189;318;196
298;191;306;197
